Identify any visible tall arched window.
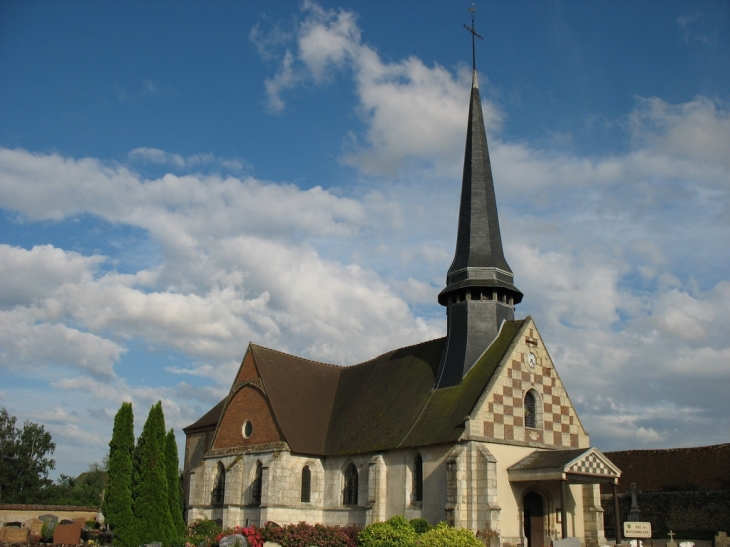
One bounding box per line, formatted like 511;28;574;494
525;391;537;428
252;460;263;507
301;465;311;503
343;463;358;506
413;454;423;502
212;461;225;506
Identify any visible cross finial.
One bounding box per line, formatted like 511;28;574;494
464;3;483;71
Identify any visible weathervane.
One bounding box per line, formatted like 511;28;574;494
464;4;483;71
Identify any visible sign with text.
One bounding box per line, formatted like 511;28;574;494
624;522;652;538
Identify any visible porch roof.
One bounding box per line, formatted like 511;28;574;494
508;447;621;484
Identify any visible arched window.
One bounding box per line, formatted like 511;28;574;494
525;391;537;428
343;463;358;506
212;462;225;506
413;454;423;502
301;465;311;503
251;460;263;507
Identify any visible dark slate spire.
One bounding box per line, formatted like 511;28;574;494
436;71;523;389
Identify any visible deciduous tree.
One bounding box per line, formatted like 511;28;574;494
0;407;55;503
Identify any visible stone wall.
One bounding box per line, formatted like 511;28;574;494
601;491;730;537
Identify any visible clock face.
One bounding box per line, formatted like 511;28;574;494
528;352;536;368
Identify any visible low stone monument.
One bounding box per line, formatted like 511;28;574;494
53;522;83;545
24;518;45;535
552;538;581;547
667;530;678;547
220;534;249;547
716;532;729;547
72;517;88;528
0;526;30;543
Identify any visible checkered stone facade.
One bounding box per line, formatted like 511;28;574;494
472;319;590;449
568;452;618;478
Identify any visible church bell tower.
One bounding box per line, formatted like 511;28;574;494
436;68;523;388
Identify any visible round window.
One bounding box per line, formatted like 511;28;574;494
242;420;253;439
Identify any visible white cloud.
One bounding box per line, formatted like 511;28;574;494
254;2;499;175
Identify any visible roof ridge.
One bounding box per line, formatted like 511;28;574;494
250;337;447;370
250;343;343;369
345;336;447;370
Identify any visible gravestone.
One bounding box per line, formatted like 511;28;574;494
39;514;59;527
679;542;694;547
667;530;678;547
552;538;581;547
53;522;83;545
24;518;45;535
0;526;30;543
72;517;88;528
716;533;729;547
220;534;249;547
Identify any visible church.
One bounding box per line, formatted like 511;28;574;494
183;67;624;547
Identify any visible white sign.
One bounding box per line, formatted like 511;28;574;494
624;522;652;538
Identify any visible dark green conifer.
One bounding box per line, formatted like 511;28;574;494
165;429;186;544
133;402;174;547
103;402;136;547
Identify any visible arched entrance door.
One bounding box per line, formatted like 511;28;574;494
523;491;544;547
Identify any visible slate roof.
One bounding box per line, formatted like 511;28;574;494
186;319;526;456
601;443;730;494
509;448;589;471
183;398;226;433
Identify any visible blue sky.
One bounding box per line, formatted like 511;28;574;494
1;1;729;478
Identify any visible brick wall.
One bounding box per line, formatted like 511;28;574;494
213;385;282;450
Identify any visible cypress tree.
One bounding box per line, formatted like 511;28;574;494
165;429;186;544
103;402;136;547
133;402;174;547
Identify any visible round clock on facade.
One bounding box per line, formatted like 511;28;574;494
528;352;537;368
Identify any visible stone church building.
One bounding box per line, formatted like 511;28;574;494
183;70;623;547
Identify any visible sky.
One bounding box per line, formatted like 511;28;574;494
0;0;729;479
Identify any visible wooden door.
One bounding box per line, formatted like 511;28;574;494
524;491;544;547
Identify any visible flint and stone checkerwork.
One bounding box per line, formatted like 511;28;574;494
471;322;589;450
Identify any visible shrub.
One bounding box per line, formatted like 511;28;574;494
358;516;417;547
408;519;430;534
217;525;262;547
418;522;481;547
186;518;222;546
258;521;356;547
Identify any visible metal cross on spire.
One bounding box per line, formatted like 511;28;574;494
464;4;483;71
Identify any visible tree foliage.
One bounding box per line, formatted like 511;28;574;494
0;407;56;503
103;402;136;547
32;463;107;505
165;428;186;544
133;402;175;547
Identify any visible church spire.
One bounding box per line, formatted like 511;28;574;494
436;19;522;388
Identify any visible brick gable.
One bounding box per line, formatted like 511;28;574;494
212;384;283;450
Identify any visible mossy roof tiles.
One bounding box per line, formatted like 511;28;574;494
186;320;525;456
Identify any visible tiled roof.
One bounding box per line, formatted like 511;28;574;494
601;443;730;493
183;398;226;433
187;319;526;456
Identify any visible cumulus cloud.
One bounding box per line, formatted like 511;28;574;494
253;2;498;175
